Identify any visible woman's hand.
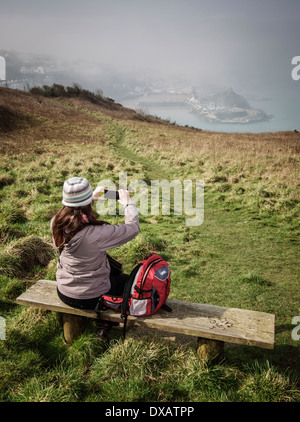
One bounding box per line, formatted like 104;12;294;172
92;185;106;201
118;189;131;206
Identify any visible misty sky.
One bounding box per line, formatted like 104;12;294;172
1;0;299;94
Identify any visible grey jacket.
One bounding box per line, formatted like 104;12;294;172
52;204;139;299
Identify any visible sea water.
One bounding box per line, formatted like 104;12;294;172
122;94;299;133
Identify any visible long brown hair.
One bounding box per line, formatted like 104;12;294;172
51;204;108;248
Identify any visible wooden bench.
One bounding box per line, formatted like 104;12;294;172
16;279;275;362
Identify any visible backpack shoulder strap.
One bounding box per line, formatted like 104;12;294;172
121;263;142;319
121;263;142;338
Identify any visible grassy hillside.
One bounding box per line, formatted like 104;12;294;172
0;86;299;402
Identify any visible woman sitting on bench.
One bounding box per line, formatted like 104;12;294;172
50;177;139;314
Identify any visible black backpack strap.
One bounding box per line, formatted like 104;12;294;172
161;303;172;312
94;296;105;319
122;314;128;339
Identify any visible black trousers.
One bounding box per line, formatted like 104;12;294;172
57;272;129;310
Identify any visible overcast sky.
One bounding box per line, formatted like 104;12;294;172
1;0;299;93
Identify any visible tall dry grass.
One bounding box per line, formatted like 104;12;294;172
122;120;300;186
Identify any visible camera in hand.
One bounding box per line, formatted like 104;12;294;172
104;189;120;200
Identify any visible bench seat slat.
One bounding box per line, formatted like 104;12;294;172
16;279;275;349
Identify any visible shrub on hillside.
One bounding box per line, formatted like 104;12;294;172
29;83;117;109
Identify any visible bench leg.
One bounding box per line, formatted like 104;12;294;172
62;313;85;344
196;337;224;364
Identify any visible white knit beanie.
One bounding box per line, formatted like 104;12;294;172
62;177;93;207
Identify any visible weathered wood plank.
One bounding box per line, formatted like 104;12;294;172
16;279;98;318
16;279;275;349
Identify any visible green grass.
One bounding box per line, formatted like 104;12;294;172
0;87;299;402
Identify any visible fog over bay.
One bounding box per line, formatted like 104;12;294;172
1;0;299;131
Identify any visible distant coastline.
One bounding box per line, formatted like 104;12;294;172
185;88;274;124
125;88;275;128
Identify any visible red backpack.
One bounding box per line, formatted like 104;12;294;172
98;254;171;336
